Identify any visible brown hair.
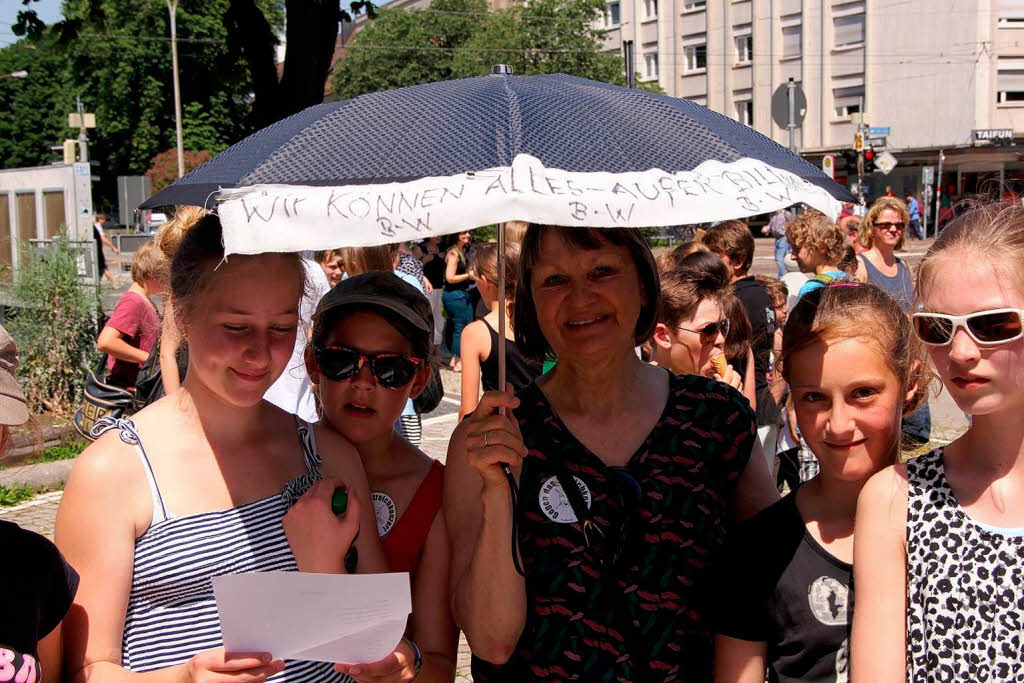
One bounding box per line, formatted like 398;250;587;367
860;197;909;250
917;199;1024;300
721;293;752;366
754;275;788;308
341;245;398;275
314;249;344;265
656;240;710;273
787;210;848;267
514;226;660;360
701;220;754;272
657;250;730;327
468;241;522;300
156;205;208;260
165;213;305;333
130;240;166;286
780;283;934;439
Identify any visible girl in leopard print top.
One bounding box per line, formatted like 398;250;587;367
852;201;1024;682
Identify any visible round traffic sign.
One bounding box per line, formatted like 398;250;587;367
771;82;807;129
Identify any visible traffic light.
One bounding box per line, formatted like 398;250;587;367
854;132;864;151
833;150;858;173
62;139;77;164
863;148;876;174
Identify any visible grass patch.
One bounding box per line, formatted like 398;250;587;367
0;483;35;506
28;440;87;465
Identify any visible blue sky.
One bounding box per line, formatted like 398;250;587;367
1;0;64;47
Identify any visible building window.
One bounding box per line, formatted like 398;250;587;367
644;52;659;79
605;1;621;27
833;84;864;119
782;20;801;58
998;0;1024;26
734;33;753;65
683;0;706;9
684;43;707;71
998;58;1024;102
643;0;657;19
734;98;754;126
833;2;865;48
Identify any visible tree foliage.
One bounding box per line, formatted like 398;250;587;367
332;0;646;99
146;148;214;192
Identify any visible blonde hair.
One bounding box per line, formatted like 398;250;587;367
860;197;909;250
917;200;1024;301
156;205;208;260
130;241;166;285
503;221;529;244
657;240;710;273
468;241;522;300
788;210;848;267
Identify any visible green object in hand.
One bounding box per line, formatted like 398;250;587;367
331;487;348;516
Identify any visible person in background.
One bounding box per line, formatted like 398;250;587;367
787;210;854;300
415;236;446;354
59;213;384;682
93;212;119;285
314;249;345;288
854;197;930;446
447;225;777;682
720;293;758;409
715;283;932;683
96;241;163;391
906;193;923;240
264;250;331;424
762;206;795;278
458;241;542;421
305;272;458;682
442;232;474;372
703;221;779;444
852;201;1024;681
397;241;432;295
1;325;79;683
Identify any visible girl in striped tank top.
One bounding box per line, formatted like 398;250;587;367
852;201;1024;681
56;213;387;681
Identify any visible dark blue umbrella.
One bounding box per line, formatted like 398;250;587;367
143;72;849;254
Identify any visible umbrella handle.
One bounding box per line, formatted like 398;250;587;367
498;221;507;415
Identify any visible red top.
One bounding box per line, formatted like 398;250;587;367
104;290;159;389
381;460;445;576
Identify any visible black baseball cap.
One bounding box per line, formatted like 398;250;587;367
312;271;434;354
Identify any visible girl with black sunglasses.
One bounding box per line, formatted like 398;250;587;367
304;271;458;683
853;201;1024;681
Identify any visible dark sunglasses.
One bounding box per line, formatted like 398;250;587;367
678;319;730;340
313;345;423;389
873;221;905;231
581;467;644;568
912;309;1024;347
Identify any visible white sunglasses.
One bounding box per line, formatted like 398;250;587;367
911;308;1024;347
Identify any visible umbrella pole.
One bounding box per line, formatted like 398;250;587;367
497;222;507;403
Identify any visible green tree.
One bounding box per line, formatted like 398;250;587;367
331;0;485;100
450;0;624;83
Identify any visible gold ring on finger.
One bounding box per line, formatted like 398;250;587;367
483;431;489;447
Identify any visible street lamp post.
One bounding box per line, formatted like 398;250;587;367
167;0;185;179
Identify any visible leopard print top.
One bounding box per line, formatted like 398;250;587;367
906;449;1024;682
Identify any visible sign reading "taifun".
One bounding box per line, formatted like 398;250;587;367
973;129;1014;144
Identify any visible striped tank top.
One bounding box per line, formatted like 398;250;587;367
93;417;350;681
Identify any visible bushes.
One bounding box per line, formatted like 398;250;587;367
7;236;99;415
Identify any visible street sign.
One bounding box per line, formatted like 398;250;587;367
868;127;890;136
771;82;807;129
68;112;95;128
821;154;835;179
973;128;1013;144
867;136;887;148
875;150;898;175
922;166;935;186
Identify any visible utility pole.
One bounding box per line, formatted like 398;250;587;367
76;94;89;163
623;41;635;88
934;149;945;238
855;95;866;204
786;78;797;152
168;0;185;178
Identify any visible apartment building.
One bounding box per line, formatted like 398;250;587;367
602;0;1024;203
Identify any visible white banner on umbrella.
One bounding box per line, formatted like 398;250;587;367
218;153;842;255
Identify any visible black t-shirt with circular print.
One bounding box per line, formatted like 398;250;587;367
0;520;79;683
472;371;756;682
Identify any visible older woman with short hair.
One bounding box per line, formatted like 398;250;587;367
445;225;778;682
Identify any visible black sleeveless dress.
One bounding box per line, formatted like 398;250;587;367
479;318;542;392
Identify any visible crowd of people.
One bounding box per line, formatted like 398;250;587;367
4;195;1024;683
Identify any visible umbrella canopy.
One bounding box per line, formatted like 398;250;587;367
142;72;851;256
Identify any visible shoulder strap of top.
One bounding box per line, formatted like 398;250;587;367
294;417;324;477
398;460;445;538
92;417;169;524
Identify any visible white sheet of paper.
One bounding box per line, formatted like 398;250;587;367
213;571;411;664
